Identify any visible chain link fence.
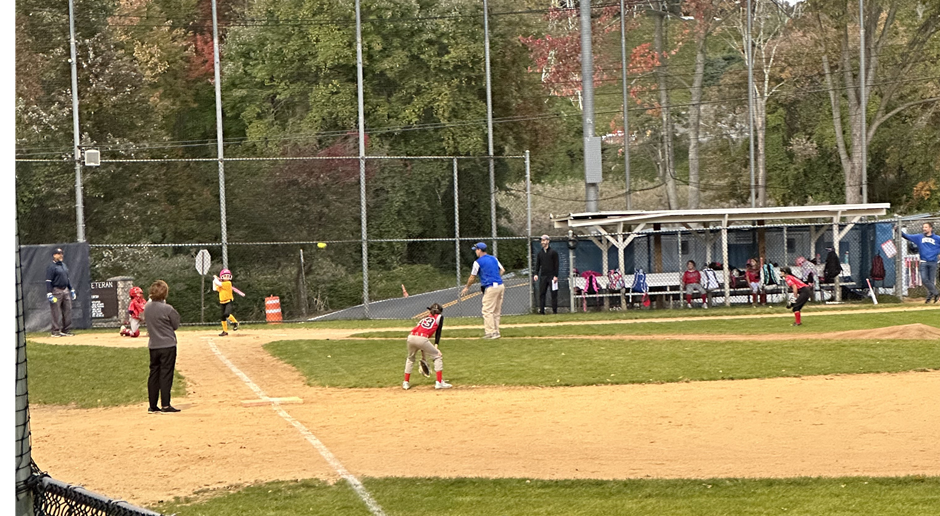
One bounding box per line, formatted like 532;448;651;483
17;155;541;325
18;146;918;326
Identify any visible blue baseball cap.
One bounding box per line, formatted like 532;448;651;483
472;242;487;251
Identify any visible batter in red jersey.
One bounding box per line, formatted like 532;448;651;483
403;303;452;390
782;267;813;326
680;260;708;308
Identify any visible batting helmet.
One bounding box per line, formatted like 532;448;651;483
427;303;443;315
129;286;143;298
219;268;232;278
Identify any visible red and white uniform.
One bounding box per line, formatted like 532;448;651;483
122;295;147;337
405;313;445;380
681;270;701;286
411;314;443;342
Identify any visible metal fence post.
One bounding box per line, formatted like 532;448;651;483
454;158;461;290
895;216;905;299
526;151;533;314
722;222;731;307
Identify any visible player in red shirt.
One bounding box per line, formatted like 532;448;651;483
782;267;813;326
680;260;708;308
745;258;762;306
403;303;451;390
120;286;147;338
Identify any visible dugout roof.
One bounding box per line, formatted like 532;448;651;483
551;204;891;230
550;203;891;306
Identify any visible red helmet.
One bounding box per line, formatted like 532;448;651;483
219;268;232;279
129;286;143;298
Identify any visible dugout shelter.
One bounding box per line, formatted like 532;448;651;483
551;204;891;309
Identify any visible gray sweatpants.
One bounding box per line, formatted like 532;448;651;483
405;334;443;374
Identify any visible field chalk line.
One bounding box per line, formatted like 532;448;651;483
205;338;387;516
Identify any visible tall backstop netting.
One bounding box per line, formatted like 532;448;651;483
15;227;165;516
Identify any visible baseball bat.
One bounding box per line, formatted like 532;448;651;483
866;278;878;305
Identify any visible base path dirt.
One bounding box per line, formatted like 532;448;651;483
28;311;940;506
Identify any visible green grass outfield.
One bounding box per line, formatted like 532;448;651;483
266;336;940;388
27;342;185;408
267;308;940;389
353;307;940;339
153;476;940;516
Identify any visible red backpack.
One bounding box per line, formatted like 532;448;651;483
870;255;886;281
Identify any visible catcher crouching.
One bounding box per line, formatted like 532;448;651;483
403;303;451;390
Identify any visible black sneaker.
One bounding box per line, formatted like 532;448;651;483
232;322;239;331
926;296;932;304
60;331;74;337
219;331;228;337
792;322;802;326
50;332;61;338
161;406;180;413
148;407;161;414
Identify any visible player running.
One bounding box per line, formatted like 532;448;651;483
213;268;246;336
403;303;451;390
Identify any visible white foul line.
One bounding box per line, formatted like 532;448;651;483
206;338;386;516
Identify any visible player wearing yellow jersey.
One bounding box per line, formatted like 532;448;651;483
212;268;246;336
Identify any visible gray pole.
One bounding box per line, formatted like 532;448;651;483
454;158;462;290
68;0;85;242
581;0;599;212
619;0;631;210
746;0;756;208
525;150;533;313
483;0;497;255
356;0;370;315
859;0;868;203
211;0;228;268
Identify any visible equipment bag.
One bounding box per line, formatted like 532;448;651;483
870;255;886;281
762;263;780;286
631;269;648;293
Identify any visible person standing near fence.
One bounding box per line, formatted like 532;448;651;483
45;248;76;337
144;280;181;413
533;235;559;315
461;242;505;339
901;222;939;303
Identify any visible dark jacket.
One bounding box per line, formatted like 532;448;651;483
45;260;72;292
535;247;560;277
823;250;842;283
144;300;180;349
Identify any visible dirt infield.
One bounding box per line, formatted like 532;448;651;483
28;309;940;506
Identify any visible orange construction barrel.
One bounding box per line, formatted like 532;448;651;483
265;296;282;323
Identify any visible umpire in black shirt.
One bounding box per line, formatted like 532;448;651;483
533;235;560;314
45;248;75;337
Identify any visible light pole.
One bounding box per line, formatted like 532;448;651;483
210;0;228;267
68;0;85;241
859;0;868;203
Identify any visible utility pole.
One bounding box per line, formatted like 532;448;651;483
68;0;85;242
581;0;600;212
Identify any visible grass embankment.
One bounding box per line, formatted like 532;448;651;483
27;342;185;408
154;476;940;516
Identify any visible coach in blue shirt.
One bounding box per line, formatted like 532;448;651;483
902;222;940;303
461;242;505;339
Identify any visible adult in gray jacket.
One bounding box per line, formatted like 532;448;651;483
143;280;181;414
